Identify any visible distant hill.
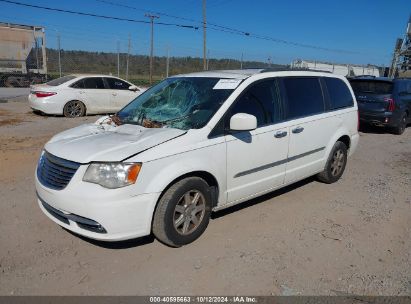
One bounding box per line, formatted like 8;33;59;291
46;48;287;85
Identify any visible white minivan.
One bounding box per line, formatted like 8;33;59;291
35;69;359;247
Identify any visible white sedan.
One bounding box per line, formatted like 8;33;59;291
28;74;146;117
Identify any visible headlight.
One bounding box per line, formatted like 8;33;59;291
83;163;141;189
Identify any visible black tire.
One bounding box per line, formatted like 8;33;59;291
32;109;43;116
391;113;407;135
317;141;348;184
4;77;15;88
63;100;86;118
152;177;212;247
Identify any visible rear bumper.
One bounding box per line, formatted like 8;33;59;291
28;94;63;115
359;111;397;127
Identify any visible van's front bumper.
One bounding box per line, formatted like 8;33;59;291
35;173;160;241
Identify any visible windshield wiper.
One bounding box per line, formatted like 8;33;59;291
141;118;164;128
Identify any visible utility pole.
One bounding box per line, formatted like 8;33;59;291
166;45;170;78
240;52;243;69
146;14;159;84
35;37;39;73
206;49;210;70
57;32;62;77
117;40;120;77
126;34;131;80
202;0;207;70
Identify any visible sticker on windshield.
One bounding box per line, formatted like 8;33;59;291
213;79;242;90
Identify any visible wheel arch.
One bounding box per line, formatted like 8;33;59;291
156;170;220;210
322;127;352;169
337;134;351;150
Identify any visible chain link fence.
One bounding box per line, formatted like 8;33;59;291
46;48;278;87
0;27;283;88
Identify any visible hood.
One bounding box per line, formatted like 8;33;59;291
45;121;186;163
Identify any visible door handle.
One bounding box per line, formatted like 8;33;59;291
79;91;85;94
274;130;287;138
112;93;117;96
292;126;304;134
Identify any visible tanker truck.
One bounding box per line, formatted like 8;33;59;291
0;22;47;87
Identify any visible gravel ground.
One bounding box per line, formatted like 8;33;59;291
0;98;410;296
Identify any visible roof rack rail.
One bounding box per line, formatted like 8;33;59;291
348;75;376;78
258;67;332;73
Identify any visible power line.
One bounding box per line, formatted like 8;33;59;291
1;0;359;55
95;0;248;35
0;0;199;29
95;0;359;54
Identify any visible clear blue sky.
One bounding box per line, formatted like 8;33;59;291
0;0;410;66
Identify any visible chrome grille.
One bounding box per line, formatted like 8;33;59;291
37;151;80;190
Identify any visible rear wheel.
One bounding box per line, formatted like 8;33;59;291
152;177;212;247
4;77;15;88
317;141;348;184
63;100;86;117
391;113;407;135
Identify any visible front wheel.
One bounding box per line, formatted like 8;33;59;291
63;100;86;118
317;141;348;184
152;177;212;247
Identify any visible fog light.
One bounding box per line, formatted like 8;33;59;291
384;118;389;123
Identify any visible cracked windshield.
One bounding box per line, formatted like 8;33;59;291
117;77;235;130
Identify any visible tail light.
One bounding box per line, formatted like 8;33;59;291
385;97;395;112
34;91;57;98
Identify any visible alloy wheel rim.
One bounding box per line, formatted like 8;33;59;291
330;149;344;176
173;190;206;235
67;101;82;117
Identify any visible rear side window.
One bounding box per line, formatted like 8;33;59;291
105;78;132;90
282;77;324;119
71;79;84;88
230;79;281;127
397;80;411;94
405;81;411;94
324;78;353;110
350;80;393;94
82;78;105;89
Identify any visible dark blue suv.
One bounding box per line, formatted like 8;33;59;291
349;77;411;135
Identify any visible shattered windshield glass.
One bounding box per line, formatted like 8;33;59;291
117;77;236;130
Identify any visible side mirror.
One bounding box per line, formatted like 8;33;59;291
229;113;257;131
129;85;139;91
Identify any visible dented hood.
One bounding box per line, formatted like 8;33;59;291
45;123;186;163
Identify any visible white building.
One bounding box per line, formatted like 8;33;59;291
291;59;380;77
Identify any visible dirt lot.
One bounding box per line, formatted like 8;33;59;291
0;98;410;296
